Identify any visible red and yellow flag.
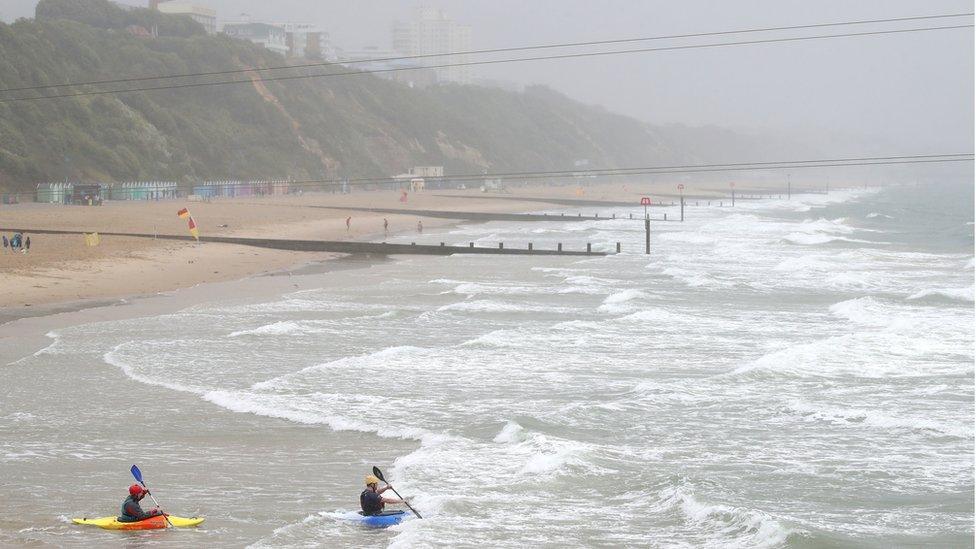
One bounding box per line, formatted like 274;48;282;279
177;207;199;240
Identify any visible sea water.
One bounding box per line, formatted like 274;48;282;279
0;182;972;548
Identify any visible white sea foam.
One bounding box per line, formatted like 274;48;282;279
437;300;570;314
786;400;971;439
228;321;305;338
782;233;871;246
829;297;888;325
907;286;974;303
657;485;795;548
772;255;833;273
661;267;733;289
867;212;893;219
493;421;526;443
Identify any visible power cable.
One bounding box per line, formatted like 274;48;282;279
1;23;971;103
43;153;969;198
0;12;970;94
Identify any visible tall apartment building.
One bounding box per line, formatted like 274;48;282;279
392;6;471;85
151;1;216;34
277;22;331;60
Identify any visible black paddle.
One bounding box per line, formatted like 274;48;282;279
372;466;422;519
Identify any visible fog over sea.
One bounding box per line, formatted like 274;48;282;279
2;182;973;548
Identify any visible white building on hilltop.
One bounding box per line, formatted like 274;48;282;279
392;6;471;85
152;1;216;34
222;21;288;56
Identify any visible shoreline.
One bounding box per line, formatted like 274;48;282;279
0;181;671;313
0;180;793;362
0;252;395;366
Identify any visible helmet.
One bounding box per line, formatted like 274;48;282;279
129;484;145;497
364;475;380;486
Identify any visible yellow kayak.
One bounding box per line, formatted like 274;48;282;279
72;515;204;530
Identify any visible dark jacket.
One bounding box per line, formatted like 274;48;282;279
360;489;384;515
118;495;156;522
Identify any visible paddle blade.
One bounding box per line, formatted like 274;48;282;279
372;466;386;483
130;464;144;485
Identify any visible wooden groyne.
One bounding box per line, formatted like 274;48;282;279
1;228;609;256
308;206;594;222
432;195;649;208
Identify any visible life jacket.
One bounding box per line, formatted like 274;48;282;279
360;489;384;516
118;495;146;522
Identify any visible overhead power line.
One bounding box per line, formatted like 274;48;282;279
308;153;974;187
9;153;970;199
0;12;970;94
75;153;969;194
1;23;971;103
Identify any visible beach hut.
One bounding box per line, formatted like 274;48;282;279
36;182;73;204
110;181;178;201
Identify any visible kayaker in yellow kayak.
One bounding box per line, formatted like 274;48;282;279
360;474;407;515
119;484;164;523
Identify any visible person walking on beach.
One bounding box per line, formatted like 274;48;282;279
2;235;7;253
346;216;351;233
383;218;389;238
417;220;423;234
24;235;30;254
360;474;406;516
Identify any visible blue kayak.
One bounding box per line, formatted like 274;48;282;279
356;510;407;527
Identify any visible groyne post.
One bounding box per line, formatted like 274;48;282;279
645;216;650;255
528;243;533;250
558;243;563;252
587;243;592;254
499;242;504;249
616;242;621;253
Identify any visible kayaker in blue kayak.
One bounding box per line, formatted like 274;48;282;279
360;474;408;515
118;484;164;523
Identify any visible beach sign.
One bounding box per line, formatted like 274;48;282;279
640;197;651;205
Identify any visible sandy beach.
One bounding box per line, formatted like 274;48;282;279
0;180;719;312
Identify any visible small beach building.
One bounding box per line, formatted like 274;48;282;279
110;181;178;201
36;182;73;204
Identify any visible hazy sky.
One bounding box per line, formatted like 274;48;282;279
4;0;973;153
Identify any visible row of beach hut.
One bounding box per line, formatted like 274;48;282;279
35;180;295;204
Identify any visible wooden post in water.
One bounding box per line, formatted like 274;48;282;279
587;243;592;254
616;242;621;253
528;243;533;250
558;243;563;252
469;242;474;247
645;216;650;255
664;213;667;221
498;242;504;249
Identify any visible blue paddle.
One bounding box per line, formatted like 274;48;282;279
372;466;422;519
130;464;174;527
